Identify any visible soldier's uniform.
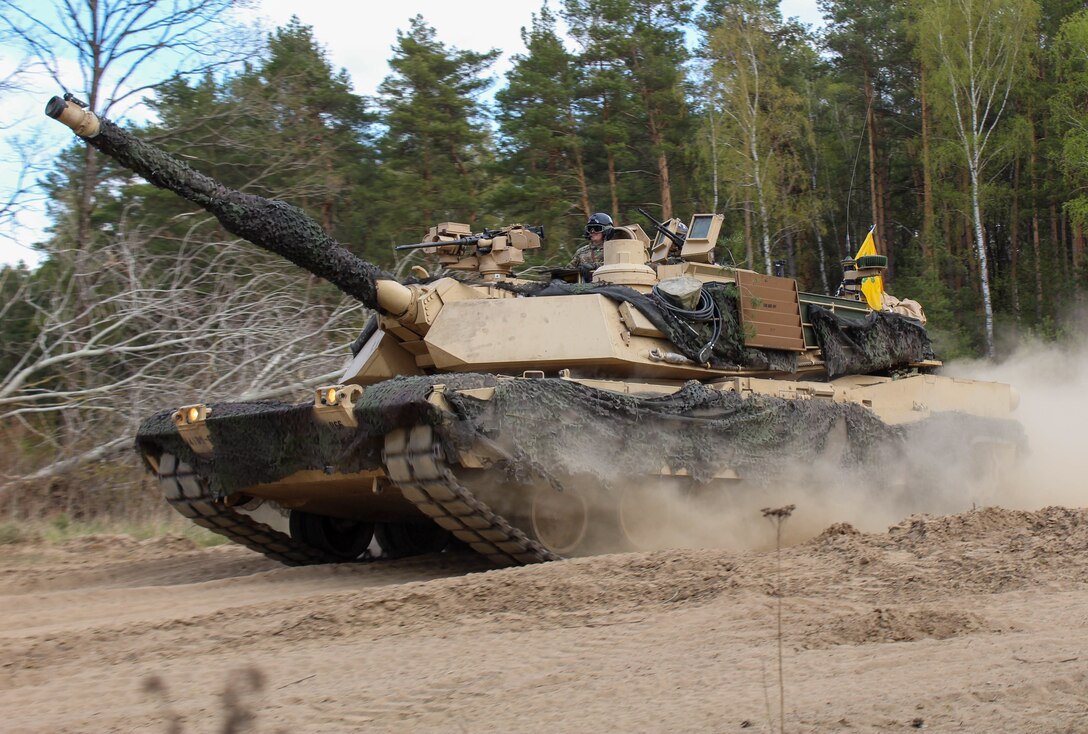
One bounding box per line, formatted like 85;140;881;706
570;242;605;269
569;212;614;279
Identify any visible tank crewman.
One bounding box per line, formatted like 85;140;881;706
570;212;615;280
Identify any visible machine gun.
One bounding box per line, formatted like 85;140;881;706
396;223;545;280
637;207;695;263
637;207;686;250
396;224;544;253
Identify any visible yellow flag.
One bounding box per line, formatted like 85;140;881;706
854;228;884;310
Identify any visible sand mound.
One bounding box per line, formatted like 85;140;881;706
1;504;1087;733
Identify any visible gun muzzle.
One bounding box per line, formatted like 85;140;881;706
45;96;101;138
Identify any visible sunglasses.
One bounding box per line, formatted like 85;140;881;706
586;225;605;233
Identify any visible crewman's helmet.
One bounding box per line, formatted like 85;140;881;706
584;212;614;238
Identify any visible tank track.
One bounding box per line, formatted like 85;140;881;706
156;452;346;566
382;425;561;566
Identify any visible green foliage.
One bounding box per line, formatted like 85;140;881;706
0;264;39;378
493;6;591;254
0;515;228;547
0;521;37;545
137;18;383;264
562;0;695;220
377;15;499;243
700;1;817;276
1052;9;1088;227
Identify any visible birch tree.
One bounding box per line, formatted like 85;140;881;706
703;0;807;274
917;0;1039;356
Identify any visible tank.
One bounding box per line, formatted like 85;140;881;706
46;95;1023;566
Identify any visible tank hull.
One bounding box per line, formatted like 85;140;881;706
137;372;1022;565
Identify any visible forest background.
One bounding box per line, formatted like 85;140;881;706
0;0;1086;518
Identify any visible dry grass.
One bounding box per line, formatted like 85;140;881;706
0;460;230;548
0;514;228;548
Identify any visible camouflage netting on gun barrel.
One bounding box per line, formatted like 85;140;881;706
137;372;1019;498
808;306;935;378
500;280;797;371
83;119;392;309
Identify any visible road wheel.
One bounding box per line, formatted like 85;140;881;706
618;485;677;551
529;485;592;556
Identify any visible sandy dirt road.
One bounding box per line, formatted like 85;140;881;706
1;507;1087;733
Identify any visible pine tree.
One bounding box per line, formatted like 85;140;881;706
1051;10;1088;252
378;15;499;242
562;0;694;222
494;6;593;258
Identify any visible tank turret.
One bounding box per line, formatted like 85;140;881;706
46;95;1023;567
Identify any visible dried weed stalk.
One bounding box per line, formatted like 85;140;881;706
762;504;795;734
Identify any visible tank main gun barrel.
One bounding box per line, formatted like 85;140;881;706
44;95;395;312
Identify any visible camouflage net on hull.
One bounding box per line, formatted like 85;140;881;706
84;119;390;309
137;374;1020;498
808;306;935;378
445;377;900;484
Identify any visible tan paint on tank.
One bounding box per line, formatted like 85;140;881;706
423;295;719;378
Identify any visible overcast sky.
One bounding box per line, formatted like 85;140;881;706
0;0;824;267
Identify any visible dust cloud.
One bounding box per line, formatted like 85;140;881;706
942;334;1088;510
562;337;1088;556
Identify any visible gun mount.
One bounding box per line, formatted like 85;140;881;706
638;206;686;261
46;94;1023;568
396;223;544;280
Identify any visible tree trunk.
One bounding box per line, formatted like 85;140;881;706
709;118;720;213
1033;208;1043;323
755;173;772;275
656;147;673;219
1010;156;1021;321
785;229;795;277
744;200;753;270
750;128;772;274
628;52;673;219
878;147;892;275
607;150;619;221
920;66;934;263
1052;203;1064;278
864;67;884;255
566;109;592;217
969;161;995;357
1074;221;1084;276
602;97;620;220
1031;131;1044;323
811;170;829;294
